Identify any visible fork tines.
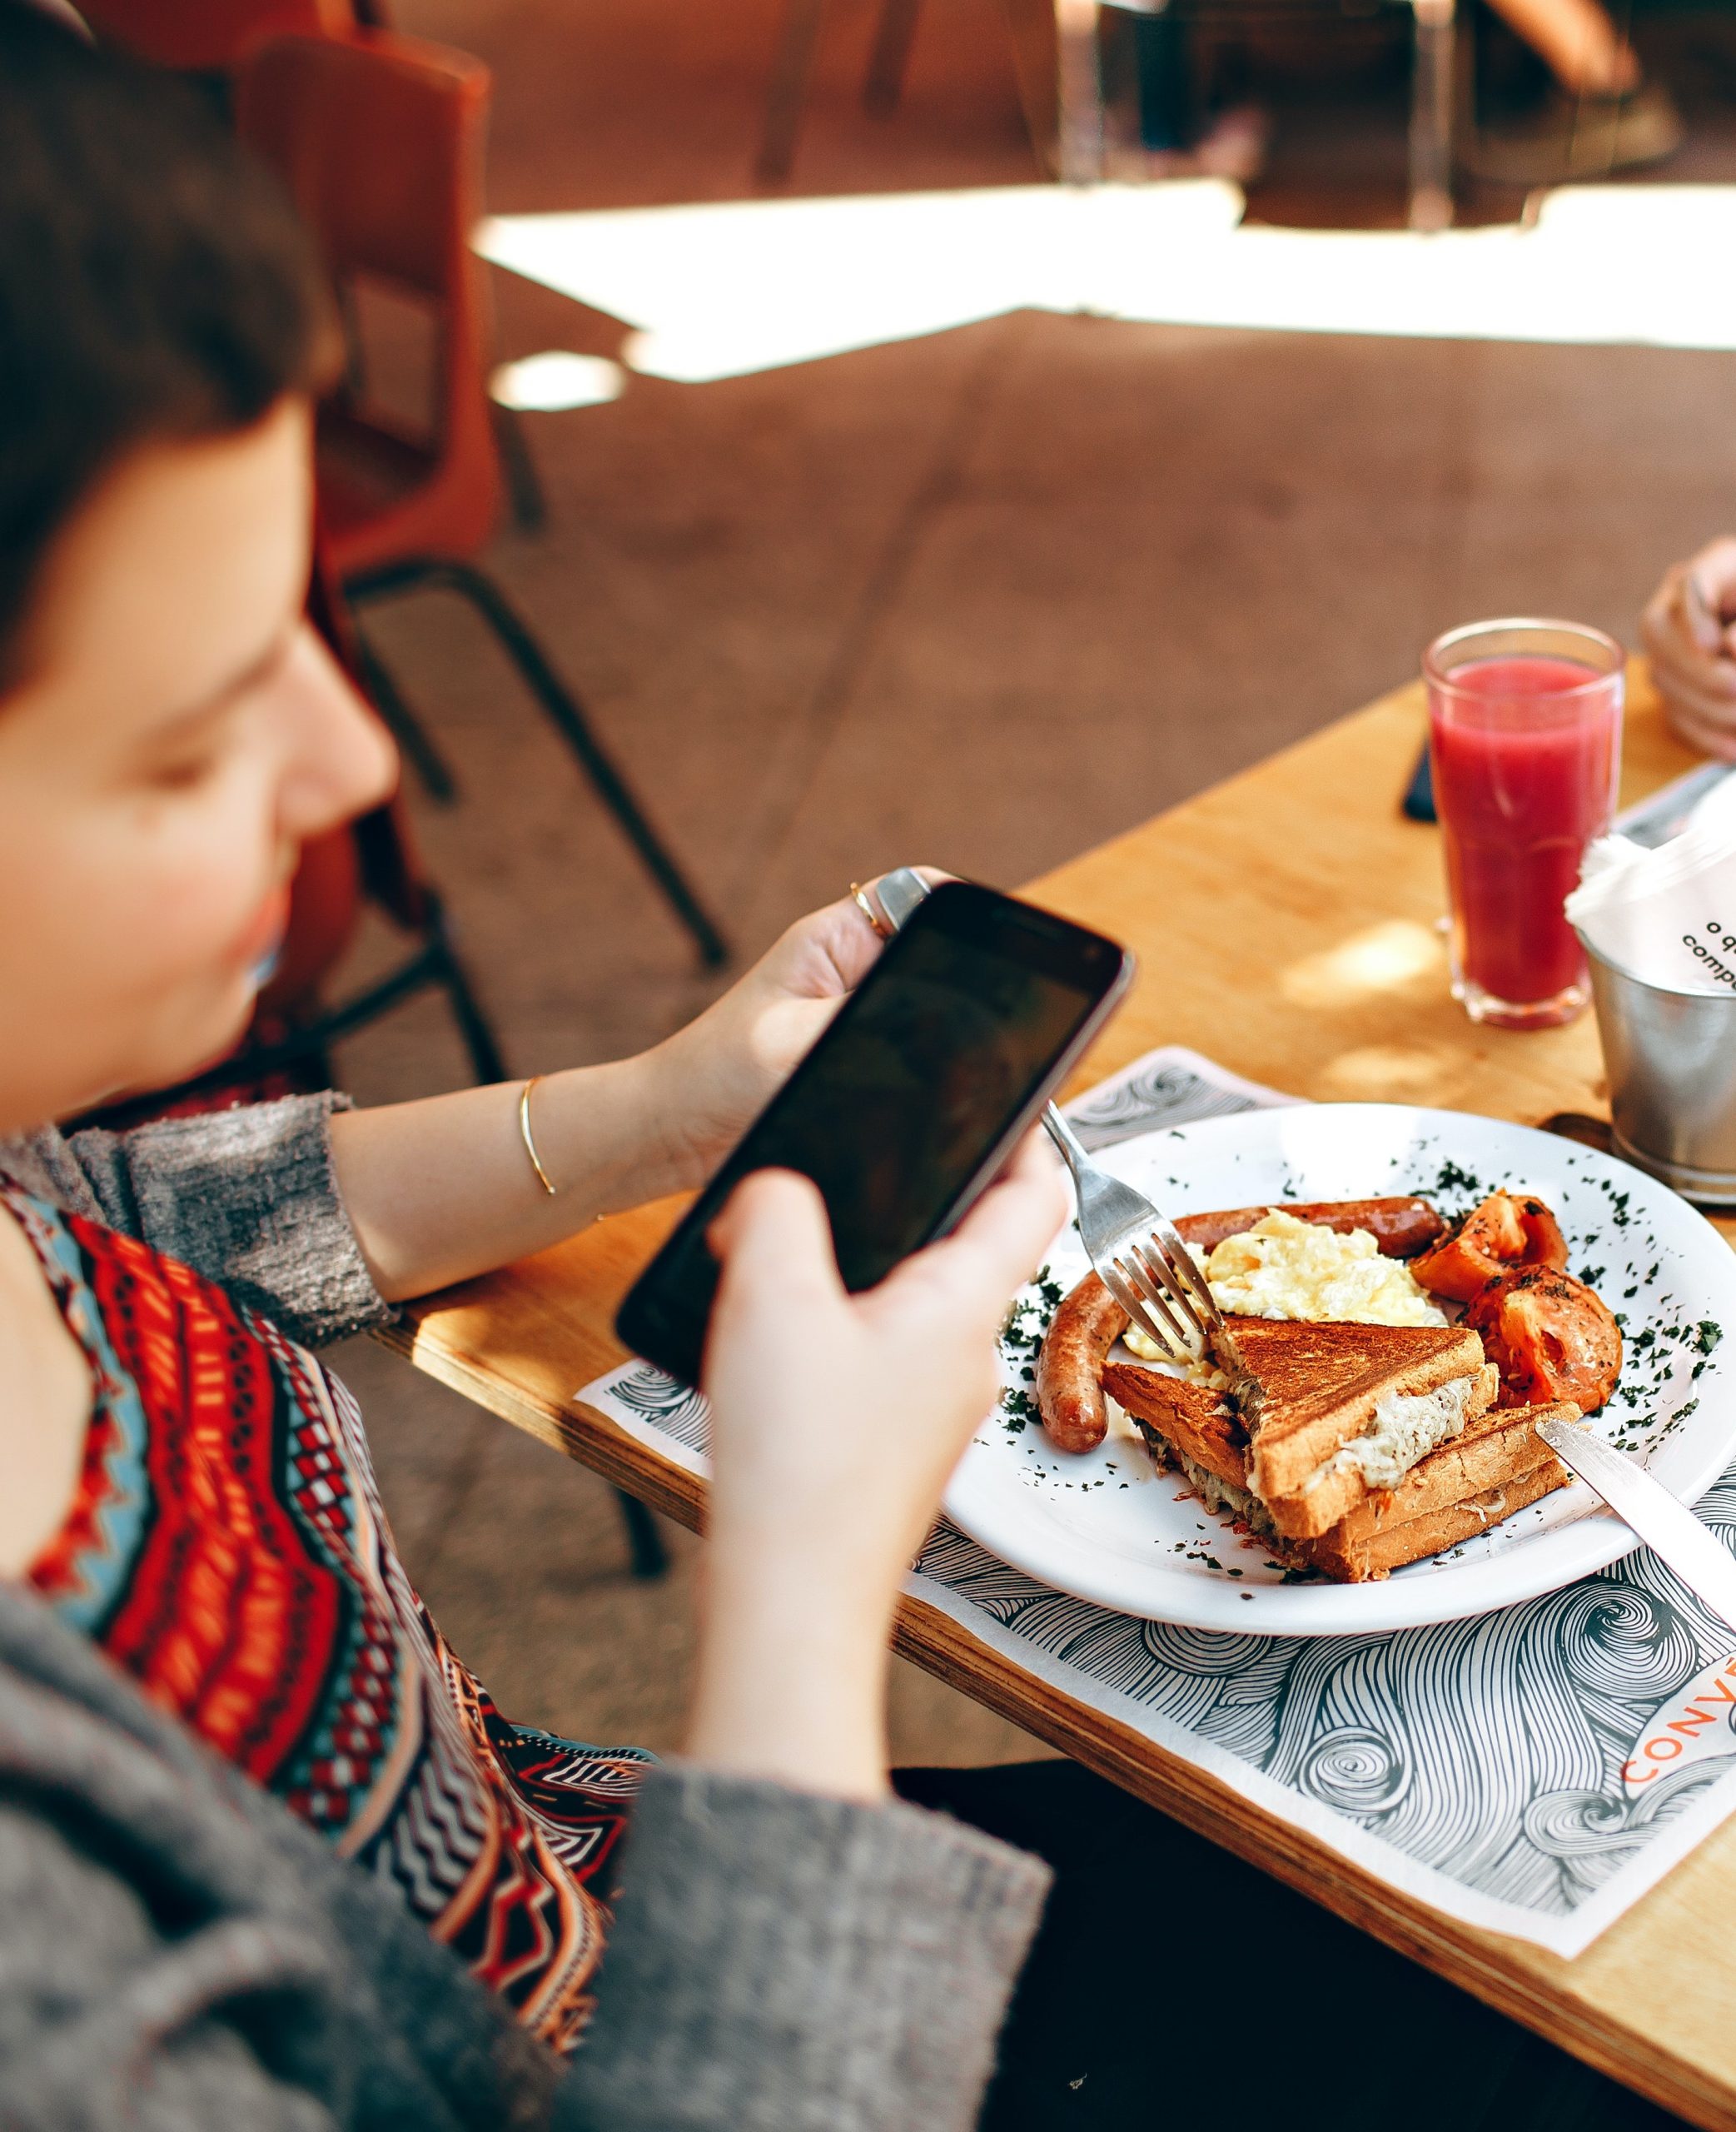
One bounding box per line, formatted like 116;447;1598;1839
1109;1226;1222;1362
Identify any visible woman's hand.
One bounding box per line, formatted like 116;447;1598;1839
646;875;940;1188
684;1135;1067;1801
1640;537;1736;760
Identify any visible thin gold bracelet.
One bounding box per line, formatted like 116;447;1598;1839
518;1074;558;1196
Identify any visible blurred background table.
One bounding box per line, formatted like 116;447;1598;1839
384;660;1736;2130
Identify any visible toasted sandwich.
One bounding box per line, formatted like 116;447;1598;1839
1211;1314;1500;1538
1301;1400;1576;1582
1103;1355;1576;1583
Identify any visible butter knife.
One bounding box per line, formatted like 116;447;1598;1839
1538;1418;1736;1636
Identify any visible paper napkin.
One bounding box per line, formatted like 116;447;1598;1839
1568;771;1736;993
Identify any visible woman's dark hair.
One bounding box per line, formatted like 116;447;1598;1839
0;3;334;675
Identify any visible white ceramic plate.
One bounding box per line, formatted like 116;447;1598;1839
943;1104;1736;1636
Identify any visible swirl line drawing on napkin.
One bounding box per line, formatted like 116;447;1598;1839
911;1505;1736;1917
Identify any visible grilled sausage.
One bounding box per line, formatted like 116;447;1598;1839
1033;1273;1128;1452
1172;1196;1445;1258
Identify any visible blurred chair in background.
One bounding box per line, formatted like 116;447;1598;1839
759;0;1051;180
235;28;727;968
72;0;351;71
73;0;551;538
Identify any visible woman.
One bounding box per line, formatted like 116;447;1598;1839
0;18;1693;2131
0;11;1063;2124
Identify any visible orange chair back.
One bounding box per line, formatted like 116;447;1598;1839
236;29;501;575
77;0;354;74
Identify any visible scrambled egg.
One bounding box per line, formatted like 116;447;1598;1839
1122;1209;1443;1361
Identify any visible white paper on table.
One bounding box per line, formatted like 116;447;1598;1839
577;1044;1736;1957
1569;771;1736;993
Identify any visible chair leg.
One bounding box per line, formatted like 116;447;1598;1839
352;627;460;805
989;0;1057;176
757;0;828;184
863;0;921;114
424;560;728;969
491;403;549;535
424;890;511;1085
1055;0;1105;183
1409;0;1455;231
615;1489;669;1580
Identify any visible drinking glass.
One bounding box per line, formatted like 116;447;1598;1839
1425;618;1624;1031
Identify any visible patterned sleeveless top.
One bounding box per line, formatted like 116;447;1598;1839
7;1181;651;2055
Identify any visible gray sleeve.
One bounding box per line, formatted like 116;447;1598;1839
58;1095;390;1347
559;1762;1050;2132
0;1798;343;2132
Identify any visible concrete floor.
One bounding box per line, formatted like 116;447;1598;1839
326;0;1736;1766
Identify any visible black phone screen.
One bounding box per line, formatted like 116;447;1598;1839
615;881;1129;1385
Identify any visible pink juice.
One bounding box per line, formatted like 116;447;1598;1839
1429;652;1622;1022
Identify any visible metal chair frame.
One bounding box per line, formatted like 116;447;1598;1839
347;557;727;967
758;0;1044;182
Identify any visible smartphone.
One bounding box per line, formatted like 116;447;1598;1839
1401;739;1436;823
615;879;1133;1385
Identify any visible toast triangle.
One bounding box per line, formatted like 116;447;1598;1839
1218;1314;1488;1512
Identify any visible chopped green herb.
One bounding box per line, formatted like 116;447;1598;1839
999;1388;1038;1434
1435;1158;1483;1196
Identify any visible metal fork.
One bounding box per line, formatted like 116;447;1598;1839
1037;1106;1221;1362
868;867;1221;1362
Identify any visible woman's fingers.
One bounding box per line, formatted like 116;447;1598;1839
1650;654;1736;739
766;867;955;1004
1686;535;1736;613
1647;616;1736;700
1642;558;1736;757
804;894;892;992
1644;577;1729;678
1661;703;1736;764
1649;650;1736;721
714;1131;1065;1340
708;1169;843;1318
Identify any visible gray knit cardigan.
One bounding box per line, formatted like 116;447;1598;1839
0;1098;1049;2130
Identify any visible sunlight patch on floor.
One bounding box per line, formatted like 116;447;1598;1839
475;182;1736;385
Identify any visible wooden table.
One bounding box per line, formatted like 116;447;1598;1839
386;665;1736;2130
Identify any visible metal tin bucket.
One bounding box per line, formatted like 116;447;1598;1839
1581;934;1736;1205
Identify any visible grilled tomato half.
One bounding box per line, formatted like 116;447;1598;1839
1412;1191;1569;1303
1465;1266;1621;1414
